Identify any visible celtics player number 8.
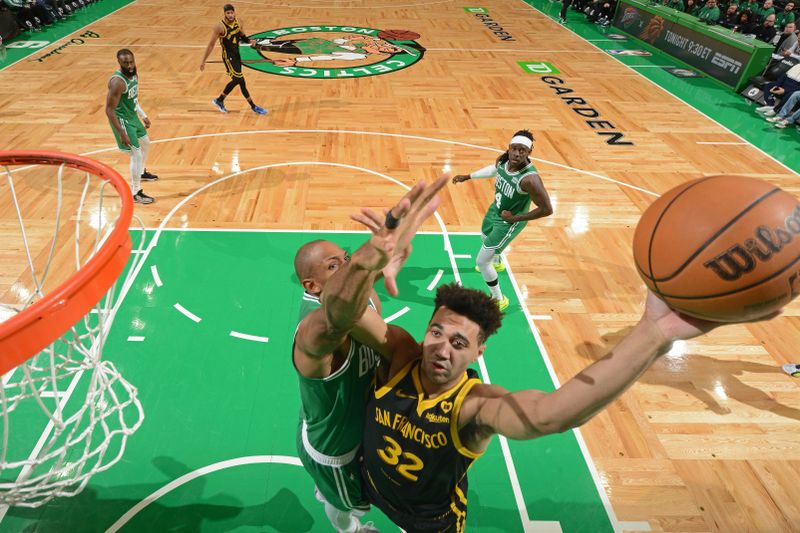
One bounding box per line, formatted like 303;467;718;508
376;435;424;482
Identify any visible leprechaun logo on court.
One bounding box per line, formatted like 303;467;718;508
243;26;425;78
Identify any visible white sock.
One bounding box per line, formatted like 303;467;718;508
129;146;143;194
139;135;150;172
476;246;503;300
323;500;360;533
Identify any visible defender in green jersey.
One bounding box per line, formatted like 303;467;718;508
292;178;446;532
452;130;553;311
105;49;159;205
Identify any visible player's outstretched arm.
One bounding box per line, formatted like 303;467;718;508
452;164;497;184
295;176;447;360
468;292;779;443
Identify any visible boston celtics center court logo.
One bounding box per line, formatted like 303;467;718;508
243;26;425;78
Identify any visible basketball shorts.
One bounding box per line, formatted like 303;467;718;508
222;49;243;78
480;212;527;252
110;115;146;152
296;426;369;513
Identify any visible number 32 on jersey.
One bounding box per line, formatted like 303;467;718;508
377;435;424;482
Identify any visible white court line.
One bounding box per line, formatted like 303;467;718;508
106;456;303;533
696;141;749;145
626;64;674;68
1;369;15;387
38;391;66;398
384;306;410;323
150;265;163;287
426;269;444;291
453;253;472;259
127;336;145;342
505;256;623;532
530;314;553;320
619;521;652;531
173;303;201;323
73;129;660;197
229;331;269;343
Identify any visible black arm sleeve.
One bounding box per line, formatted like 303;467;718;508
238;31;250;44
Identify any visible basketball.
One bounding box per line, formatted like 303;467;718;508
633;175;800;322
378;29;421;41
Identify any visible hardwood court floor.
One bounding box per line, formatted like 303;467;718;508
1;0;799;531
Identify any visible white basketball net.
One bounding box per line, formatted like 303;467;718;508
0;160;144;507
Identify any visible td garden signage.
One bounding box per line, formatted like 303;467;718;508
244;25;425;78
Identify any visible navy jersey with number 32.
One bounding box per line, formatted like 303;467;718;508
362;360;483;532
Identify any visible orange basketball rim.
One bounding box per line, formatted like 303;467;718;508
0;151;133;375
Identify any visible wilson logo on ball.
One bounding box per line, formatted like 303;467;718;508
703;206;800;281
632;175;800;322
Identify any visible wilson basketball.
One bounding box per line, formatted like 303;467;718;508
633;175;800;322
378;29;421;41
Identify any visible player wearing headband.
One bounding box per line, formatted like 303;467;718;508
452;130;552;310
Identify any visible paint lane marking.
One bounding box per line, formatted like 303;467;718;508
385;307;410;323
150;265;163;287
427;269;444;291
229;331;270;343
173;303;201;323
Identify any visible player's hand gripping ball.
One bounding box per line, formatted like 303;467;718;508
633;175;800;321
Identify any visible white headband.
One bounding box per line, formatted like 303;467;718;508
510;135;532;149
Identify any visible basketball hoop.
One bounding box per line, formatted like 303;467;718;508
0;151;144;507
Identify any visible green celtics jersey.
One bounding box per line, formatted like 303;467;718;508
111;70;138;121
488;160;536;217
295;292;380;457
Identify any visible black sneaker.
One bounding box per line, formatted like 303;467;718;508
141;169;159;181
133;190;154;204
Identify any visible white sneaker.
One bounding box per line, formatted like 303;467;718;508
755;105;775;116
773;119;789;128
782;364;800;377
357;522;379;533
766;115;784;123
